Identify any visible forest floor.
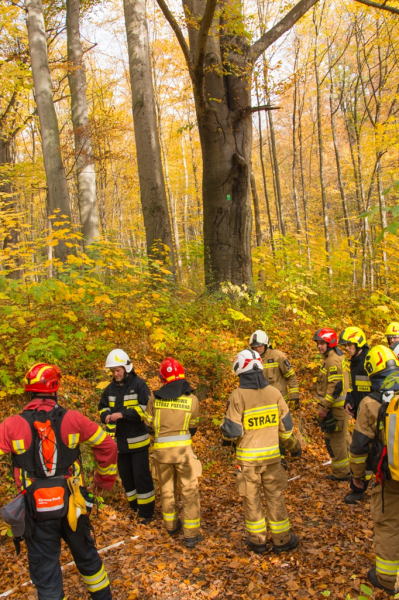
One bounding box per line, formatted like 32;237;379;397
0;376;391;600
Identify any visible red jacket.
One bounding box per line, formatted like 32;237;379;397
0;399;117;492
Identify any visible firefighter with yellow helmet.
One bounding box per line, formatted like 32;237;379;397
338;327;370;419
348;345;399;594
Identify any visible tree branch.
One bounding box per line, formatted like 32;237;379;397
193;0;218;82
249;0;320;63
155;0;194;76
247;104;281;113
354;0;399;15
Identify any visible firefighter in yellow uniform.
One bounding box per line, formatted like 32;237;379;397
249;330;300;411
386;322;399;350
221;349;300;555
144;357;202;549
348;345;399;594
313;328;350;481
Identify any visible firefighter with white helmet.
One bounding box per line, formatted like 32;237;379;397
221;350;300;555
99;349;155;523
249;330;300;411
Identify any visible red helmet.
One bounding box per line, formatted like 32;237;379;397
313;328;338;348
24;363;61;393
159;358;185;383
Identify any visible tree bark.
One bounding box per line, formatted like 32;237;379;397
25;0;71;261
66;0;99;246
250;172;263;247
0;134;21;279
123;0;176;273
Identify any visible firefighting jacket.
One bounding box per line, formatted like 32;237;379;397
98;371;150;454
0;398;118;493
345;345;371;416
316;348;349;416
349;392;384;479
220;385;297;466
262;348;299;403
144;380;200;464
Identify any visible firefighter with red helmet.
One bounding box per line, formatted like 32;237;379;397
0;364;117;600
144;358;202;548
313;328;351;481
98;349;155;523
221;350;300;555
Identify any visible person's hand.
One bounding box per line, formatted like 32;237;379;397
318;407;328;419
352;478;365;490
345;404;355;417
109;412;123;422
87;483;105;496
105;414;112;424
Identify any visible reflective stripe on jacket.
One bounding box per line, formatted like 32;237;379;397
220;386;295;466
316;349;349;415
144;393;200;463
262;348;299;402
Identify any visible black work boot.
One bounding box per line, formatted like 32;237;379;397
273;533;299;554
368;567;396;594
139;517;153;525
185;533;203;549
167;518;182;537
245;537;268;555
344;490;364;504
326;474;351;482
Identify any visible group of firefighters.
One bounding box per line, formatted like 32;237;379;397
0;322;398;598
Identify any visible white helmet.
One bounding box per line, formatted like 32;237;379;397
249;330;269;348
233;349;263;375
105;349;133;373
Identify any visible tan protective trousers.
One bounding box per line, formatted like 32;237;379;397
371;480;399;592
236;461;291;547
324;414;351;478
153;455;201;539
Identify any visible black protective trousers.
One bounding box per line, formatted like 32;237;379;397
25;514;112;600
117;448;155;518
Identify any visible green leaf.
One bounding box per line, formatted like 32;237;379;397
387;222;399;235
382;185;392;195
360;584;373;596
394;179;399;192
375;231;384;244
320;592;331;597
358;211;369;218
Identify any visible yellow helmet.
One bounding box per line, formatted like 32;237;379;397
385;322;399;339
338;326;367;348
364;345;399;378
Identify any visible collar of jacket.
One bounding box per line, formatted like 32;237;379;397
23;398;57;411
326;347;343;357
154;379;193;399
351;345;369;367
239;370;268;390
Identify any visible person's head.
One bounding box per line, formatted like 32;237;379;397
249;330;269;357
233;349;263;376
338;326;367;358
313;328;338;355
105;349;133;381
364;345;399;391
385;323;399;348
159;357;185;384
24;363;61;397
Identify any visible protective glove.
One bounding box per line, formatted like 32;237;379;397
288;397;300;411
320;411;337;433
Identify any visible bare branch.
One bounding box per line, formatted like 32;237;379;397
247;104;281;113
155;0;194;76
354;0;399;15
249;0;319;63
193;0;217;82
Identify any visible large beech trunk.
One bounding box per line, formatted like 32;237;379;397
123;0;175;272
66;0;99;245
25;0;71;261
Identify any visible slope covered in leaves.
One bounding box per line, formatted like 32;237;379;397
0;320;395;600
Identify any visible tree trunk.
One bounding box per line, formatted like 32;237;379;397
123;0;176;272
313;9;332;281
66;0;99;245
268;109;286;236
0;134;21;279
292;44;302;237
250;173;263;247
25;0;71;261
